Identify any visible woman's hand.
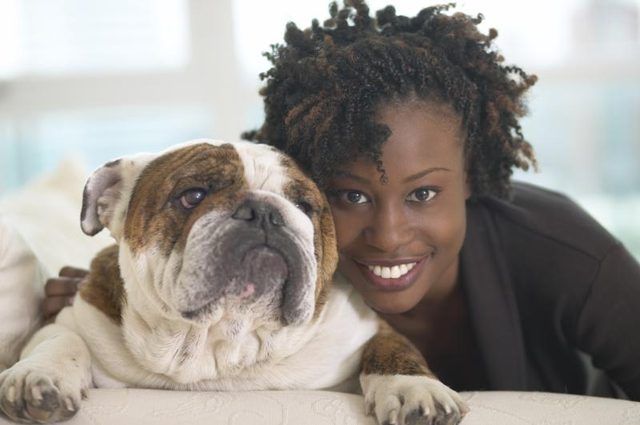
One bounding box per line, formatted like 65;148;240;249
43;267;88;322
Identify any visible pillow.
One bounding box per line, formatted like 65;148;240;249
0;218;45;370
0;158;112;370
0;158;113;275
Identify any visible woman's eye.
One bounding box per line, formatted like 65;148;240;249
342;190;369;205
179;188;207;209
407;188;438;203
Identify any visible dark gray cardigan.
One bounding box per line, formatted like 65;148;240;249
461;182;640;400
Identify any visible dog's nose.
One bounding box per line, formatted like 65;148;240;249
232;200;284;228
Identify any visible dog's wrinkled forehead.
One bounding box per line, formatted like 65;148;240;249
120;140;320;254
233;142;290;192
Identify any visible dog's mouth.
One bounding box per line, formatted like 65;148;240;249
180;244;290;321
239;245;289;290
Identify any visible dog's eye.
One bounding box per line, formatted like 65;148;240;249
179;188;207;209
295;201;313;217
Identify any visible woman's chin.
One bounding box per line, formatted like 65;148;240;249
362;291;420;315
342;267;427;314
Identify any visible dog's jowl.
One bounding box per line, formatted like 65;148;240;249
0;140;467;425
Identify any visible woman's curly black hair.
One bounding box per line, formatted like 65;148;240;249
243;0;538;198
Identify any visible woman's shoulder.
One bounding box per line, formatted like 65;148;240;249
472;181;620;261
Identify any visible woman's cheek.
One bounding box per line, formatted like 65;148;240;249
329;207;358;252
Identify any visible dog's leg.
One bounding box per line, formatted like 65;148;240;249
0;323;92;423
360;321;468;425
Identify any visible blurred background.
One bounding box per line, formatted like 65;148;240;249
0;0;639;258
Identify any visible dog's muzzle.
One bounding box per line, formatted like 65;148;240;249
177;199;316;325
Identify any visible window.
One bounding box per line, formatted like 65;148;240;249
0;0;190;77
1;0;639;258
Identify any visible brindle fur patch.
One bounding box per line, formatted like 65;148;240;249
281;157;337;317
361;320;436;377
124;143;246;256
79;244;125;324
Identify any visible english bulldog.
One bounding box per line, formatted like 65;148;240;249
0;140;467;425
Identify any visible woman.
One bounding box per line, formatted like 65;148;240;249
44;1;640;399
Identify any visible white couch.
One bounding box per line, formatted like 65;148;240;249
0;390;638;425
1;160;639;425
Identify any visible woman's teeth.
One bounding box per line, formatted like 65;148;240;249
367;262;417;279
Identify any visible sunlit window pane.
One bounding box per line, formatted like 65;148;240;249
0;105;212;193
0;0;190;78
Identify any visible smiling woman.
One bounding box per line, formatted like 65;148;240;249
245;0;640;399
328;100;468;315
11;0;640;414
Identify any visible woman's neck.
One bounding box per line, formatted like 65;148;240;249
375;259;489;391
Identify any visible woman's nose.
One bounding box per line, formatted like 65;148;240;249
363;203;412;253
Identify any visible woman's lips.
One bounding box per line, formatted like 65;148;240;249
354;256;429;292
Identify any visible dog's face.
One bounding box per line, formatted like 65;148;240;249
80;140;337;327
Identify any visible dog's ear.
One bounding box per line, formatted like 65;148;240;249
80;155;153;239
81;159;122;237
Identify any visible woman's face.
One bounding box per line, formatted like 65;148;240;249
326;101;469;314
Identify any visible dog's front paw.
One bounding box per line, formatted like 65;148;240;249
361;374;468;425
0;362;82;423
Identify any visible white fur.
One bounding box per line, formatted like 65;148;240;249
0;278;375;394
234;141;290;192
64;274;378;391
0;140;382;422
0;139;462;424
360;374;468;425
0;322;93;422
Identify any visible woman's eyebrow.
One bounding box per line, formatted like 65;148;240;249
403;167;451;183
333;167;451;184
333;171;370;184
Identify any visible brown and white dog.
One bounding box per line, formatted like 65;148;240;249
0;140;466;425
